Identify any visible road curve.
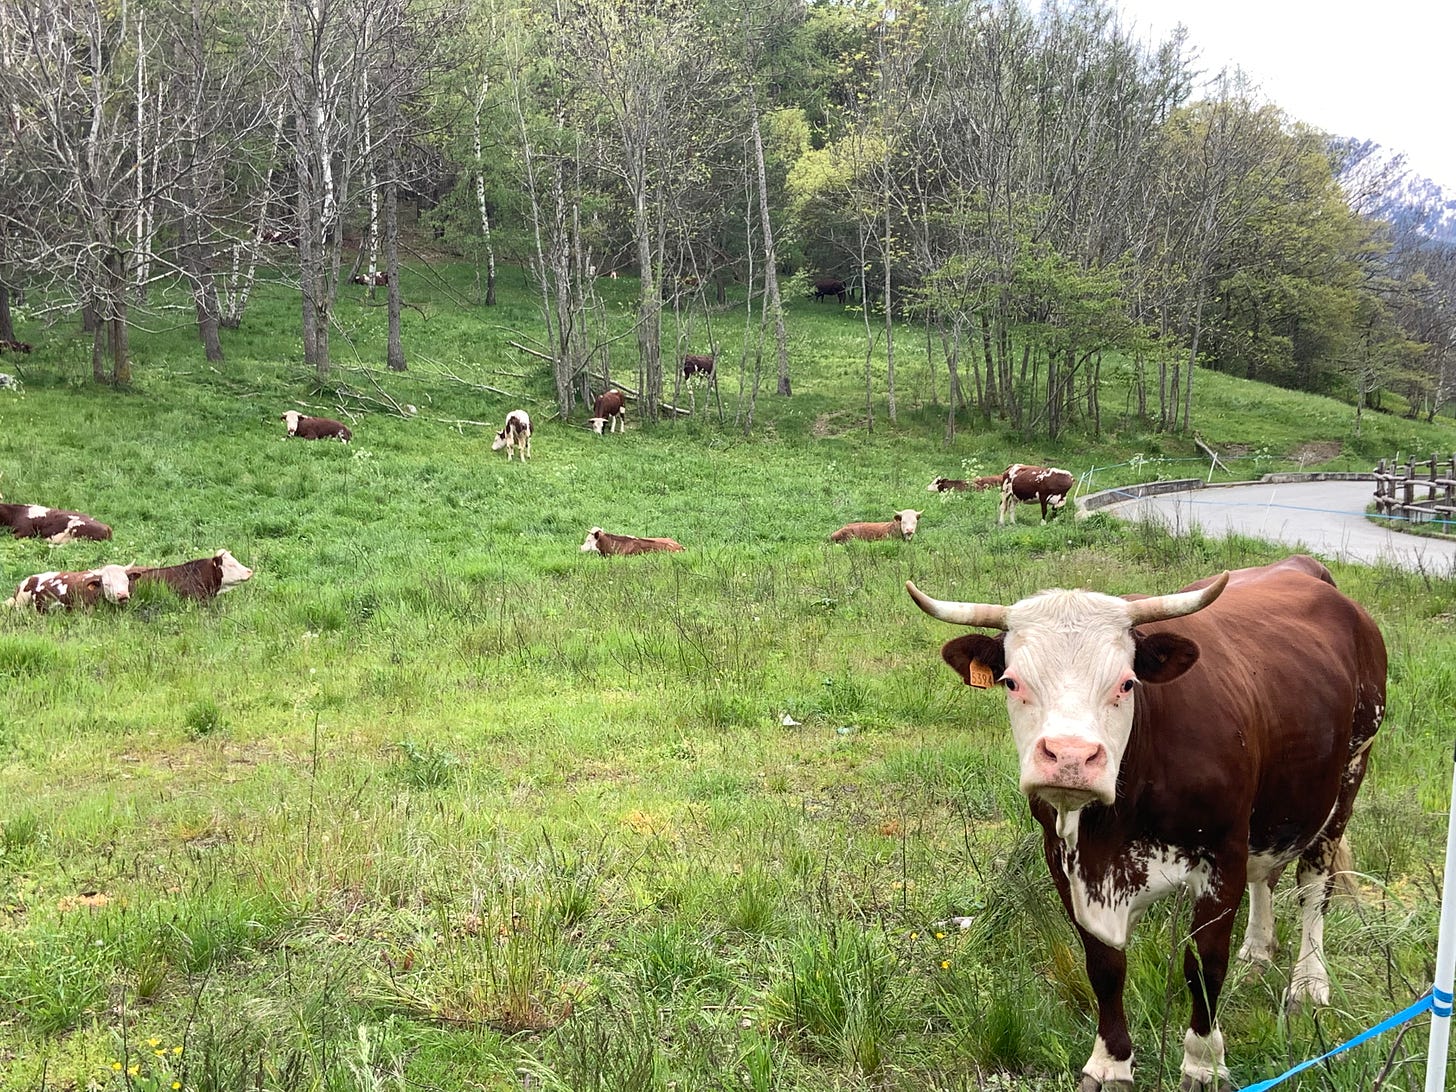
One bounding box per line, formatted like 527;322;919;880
1097;479;1456;574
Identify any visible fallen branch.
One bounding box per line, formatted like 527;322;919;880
508;340;553;363
587;373;690;417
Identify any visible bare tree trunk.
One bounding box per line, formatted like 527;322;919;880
0;281;13;343
473;73;497;306
747;97;789;397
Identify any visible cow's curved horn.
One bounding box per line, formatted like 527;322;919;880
1125;571;1229;626
905;581;1009;630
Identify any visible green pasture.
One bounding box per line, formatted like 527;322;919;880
1;265;1454;1091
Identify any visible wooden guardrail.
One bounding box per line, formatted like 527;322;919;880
1373;454;1456;525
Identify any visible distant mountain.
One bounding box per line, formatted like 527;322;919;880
1334;137;1456;246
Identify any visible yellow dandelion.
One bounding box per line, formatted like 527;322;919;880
129;1066;140;1076
111;1062;123;1071
909;931;918;939
155;1049;167;1057
148;1038;161;1047
173;1083;182;1090
935;931;945;939
940;960;950;970
173;1046;183;1055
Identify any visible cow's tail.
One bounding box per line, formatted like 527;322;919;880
1330;835;1361;901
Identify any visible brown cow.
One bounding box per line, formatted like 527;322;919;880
1;501;112;542
973;475;1005;491
681;354;715;380
907;556;1386;1092
282;411;352;442
126;549;254;601
926;477;970;492
829;509;921;542
580;527;684;555
589;390;627;435
812;277;848;303
999;463;1075;524
0;340;32;354
6;564;132;611
350;271;389;286
492;409;532;461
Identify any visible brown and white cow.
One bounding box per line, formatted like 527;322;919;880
580;527;684;555
1;502;112;542
907;555;1386;1092
829;509;920;542
492;409;532;461
350;271;389;286
926;476;970;492
999;463;1075;524
127;549;254;601
6;564;133;611
282;411;352;442
681;354;715;381
589;390;627;435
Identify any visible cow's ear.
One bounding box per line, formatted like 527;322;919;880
84;576;101;589
1132;631;1200;683
942;634;1006;688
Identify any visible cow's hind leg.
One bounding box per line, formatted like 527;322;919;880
1236;869;1281;964
1286;748;1369;1008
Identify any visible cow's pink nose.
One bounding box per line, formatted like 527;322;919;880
1033;736;1106;781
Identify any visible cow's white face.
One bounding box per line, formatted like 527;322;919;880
92;564;132;603
588;417;606;434
999;590;1140;812
282;411;301;434
491;430;509;451
926;479;942;493
580;528;602;553
894;510;921;538
216;549;254;590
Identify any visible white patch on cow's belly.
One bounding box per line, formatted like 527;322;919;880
1062;828;1212;949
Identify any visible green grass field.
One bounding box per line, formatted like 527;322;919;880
1;264;1455;1091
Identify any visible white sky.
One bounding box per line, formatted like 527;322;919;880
1113;0;1456;193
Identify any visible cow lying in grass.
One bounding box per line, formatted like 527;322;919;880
127;550;254;601
829;509;920;542
1;501;112;542
6;565;132;611
580;527;684;555
282;411;352;442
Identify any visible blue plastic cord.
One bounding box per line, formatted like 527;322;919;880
1435;985;1453;1018
1241;993;1435;1092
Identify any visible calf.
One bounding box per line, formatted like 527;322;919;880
350;271;389;286
998;463;1075;524
282;411;352;442
907;556;1386;1092
829;509;921;542
0;502;112;542
492;409;532;461
926;477;970;493
681;354;715;381
126;549;254;601
812;277;848;303
589;389;627;434
6;564;132;611
580;527;684;555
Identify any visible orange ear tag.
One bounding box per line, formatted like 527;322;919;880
967;662;996;689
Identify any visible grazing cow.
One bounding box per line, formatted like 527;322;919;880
127;549;254;601
999;463;1075;524
681;354;715;381
906;555;1386;1092
812;277;848;303
0;502;112;543
281;411;351;442
0;373;21;392
580;527;684;555
492;409;532;461
0;340;32;354
926;477;970;493
259;227;298;247
829;509;921;542
6;564;133;611
589;389;627;435
350;271;389;286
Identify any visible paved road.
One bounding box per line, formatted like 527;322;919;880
1099;479;1456;573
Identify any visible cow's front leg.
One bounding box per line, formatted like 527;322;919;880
1179;887;1240;1092
1078;929;1134;1092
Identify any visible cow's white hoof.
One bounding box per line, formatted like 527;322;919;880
1079;1076;1132;1092
1284;978;1330;1010
1178;1076;1233;1092
1237;938;1277;964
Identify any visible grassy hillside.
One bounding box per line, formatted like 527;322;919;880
1;265;1453;1091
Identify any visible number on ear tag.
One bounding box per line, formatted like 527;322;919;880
967;661;996;689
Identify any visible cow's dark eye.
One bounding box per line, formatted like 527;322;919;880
1120;678;1136;693
1003;677;1018;692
